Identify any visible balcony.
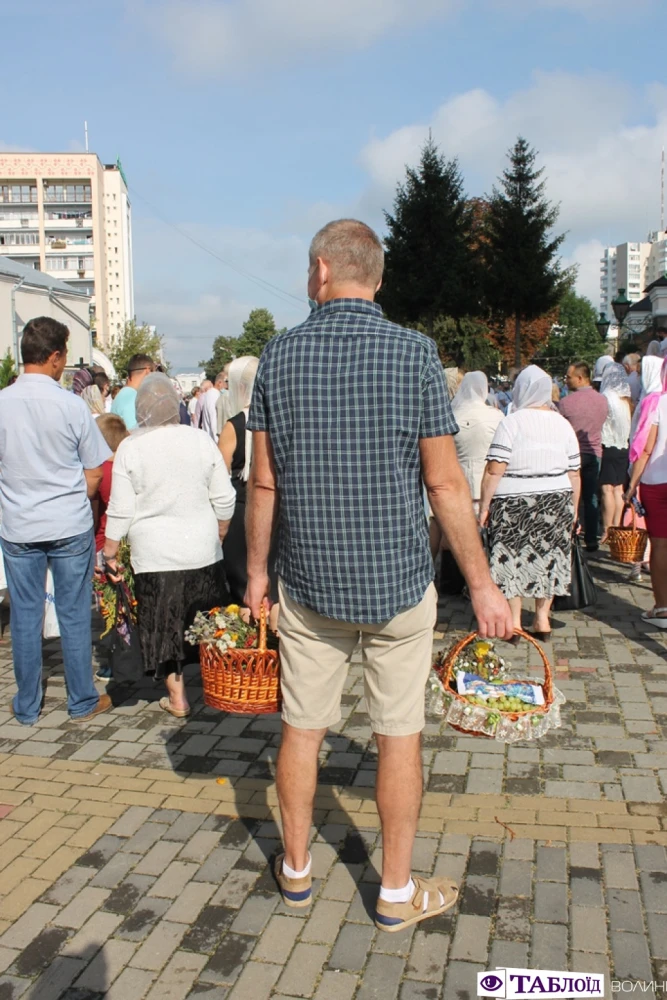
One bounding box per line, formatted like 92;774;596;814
0;215;39;228
43;193;91;204
44;215;92;228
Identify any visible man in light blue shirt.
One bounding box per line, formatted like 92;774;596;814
110;353;155;430
0;317;113;725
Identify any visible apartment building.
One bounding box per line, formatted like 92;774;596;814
0;152;134;349
600;231;667;328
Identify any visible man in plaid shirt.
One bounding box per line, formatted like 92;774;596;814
245;219;512;931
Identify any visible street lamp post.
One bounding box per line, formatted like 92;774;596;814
611;288;632;344
596;312;611;340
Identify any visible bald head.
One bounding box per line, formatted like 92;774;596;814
200;379;213;392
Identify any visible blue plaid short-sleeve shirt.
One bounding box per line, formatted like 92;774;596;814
248;298;458;623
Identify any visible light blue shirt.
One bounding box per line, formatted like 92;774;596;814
0;374;112;543
110;385;138;430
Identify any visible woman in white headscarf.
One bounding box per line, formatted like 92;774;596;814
599;362;632;543
218;357;277;609
451;373;503;505
81;384;105;419
479;365;581;639
103;373;236;717
592;352;614;388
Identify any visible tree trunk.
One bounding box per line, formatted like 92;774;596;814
514;314;521;370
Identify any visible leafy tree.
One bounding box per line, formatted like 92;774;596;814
429;316;501;372
483;137;571;368
200;308;280;380
0;349;18;389
109;320;167;380
537;291;604;373
380;137;479;332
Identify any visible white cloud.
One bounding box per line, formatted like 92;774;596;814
132;0;656;76
133;0;457;75
360;72;667;245
563;239;606;308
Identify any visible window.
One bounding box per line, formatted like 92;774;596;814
0;184;37;204
0;232;39;246
44;183;92;203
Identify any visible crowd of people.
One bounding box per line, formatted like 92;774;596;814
0;217;666;932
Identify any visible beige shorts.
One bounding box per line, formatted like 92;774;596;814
277;579;437;736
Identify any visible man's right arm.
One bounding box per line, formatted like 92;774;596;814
420;435;513;639
244;431;279;619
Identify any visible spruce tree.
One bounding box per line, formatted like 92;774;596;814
483;137;569;368
380;137;479;332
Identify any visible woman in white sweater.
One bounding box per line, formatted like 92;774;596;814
103;374;236;717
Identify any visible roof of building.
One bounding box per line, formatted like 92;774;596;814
629;295;652;313
0;256;89;297
644;274;667;293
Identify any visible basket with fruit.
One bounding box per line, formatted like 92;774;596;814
428;630;565;743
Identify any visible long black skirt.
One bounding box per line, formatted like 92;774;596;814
134;561;229;678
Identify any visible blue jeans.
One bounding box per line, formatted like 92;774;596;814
580;453;601;547
2;529;99;724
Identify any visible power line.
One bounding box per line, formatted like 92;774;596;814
129;186;307;313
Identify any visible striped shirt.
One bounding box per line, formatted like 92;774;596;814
487;409;581;497
247;298;457;622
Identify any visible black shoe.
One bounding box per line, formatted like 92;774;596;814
585;543;599;553
526;629;552;642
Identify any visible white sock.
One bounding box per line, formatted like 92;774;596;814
283;853;311;879
379;878;414;904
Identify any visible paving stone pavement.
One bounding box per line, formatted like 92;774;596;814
0;552;665;999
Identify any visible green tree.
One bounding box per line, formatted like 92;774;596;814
0;349;18;389
109;320;167;380
380;137;479;333
429;316;501;372
537;291;604;373
200;308;280;380
483;136;571;368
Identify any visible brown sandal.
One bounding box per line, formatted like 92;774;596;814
159;696;191;718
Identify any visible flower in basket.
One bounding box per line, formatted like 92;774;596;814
185;604;259;653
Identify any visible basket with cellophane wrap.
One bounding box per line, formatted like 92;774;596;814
427;629;565;743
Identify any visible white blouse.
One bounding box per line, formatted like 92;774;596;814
454;403;504;500
487;409;581;497
105;425;236;574
601;391;631;450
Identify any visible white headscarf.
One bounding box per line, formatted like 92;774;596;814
600;362;631;398
593;354;614;381
452;372;489;413
647;340;662;357
640;356;664;399
227;356;259;481
135;373;181;429
511;365;553;410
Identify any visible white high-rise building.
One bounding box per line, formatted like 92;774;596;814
600;231;667;330
0;152;134;349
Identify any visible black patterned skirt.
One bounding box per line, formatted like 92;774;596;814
488;490;574;599
134;561;229;678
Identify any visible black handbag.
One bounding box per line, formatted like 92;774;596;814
100;583;144;684
553;534;597;612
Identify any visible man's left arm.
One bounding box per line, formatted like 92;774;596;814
244;431;279;619
421;435;513;640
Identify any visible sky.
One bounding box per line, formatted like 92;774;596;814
3;0;667;369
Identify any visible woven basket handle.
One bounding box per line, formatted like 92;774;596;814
441;629;554;706
620;503;636;533
258;604;267;653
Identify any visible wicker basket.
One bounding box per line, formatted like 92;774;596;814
200;606;280;714
434;629;555;738
607;505;648;564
